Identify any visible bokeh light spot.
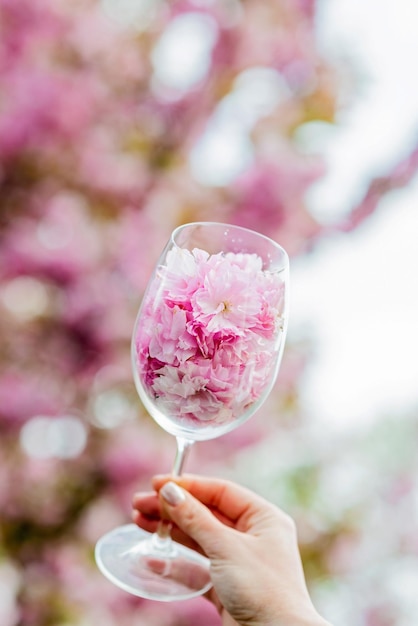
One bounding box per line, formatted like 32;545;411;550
37;218;73;251
151;12;219;94
190;126;253;186
190;66;288;186
92;389;136;429
20;415;88;459
0;561;20;625
1;277;49;321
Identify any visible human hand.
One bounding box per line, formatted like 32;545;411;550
132;474;331;626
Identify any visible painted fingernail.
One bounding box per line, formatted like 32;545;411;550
160;481;186;506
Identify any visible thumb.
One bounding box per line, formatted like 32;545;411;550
159;481;230;559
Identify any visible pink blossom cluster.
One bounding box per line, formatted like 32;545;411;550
134;247;286;428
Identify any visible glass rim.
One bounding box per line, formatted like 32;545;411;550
170;221;289;265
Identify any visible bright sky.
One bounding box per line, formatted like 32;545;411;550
290;0;418;432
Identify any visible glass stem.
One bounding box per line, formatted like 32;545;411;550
171;437;194;477
153;437;194;549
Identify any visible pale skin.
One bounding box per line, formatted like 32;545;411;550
132;474;332;626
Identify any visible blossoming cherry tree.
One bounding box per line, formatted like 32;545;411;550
95;222;290;601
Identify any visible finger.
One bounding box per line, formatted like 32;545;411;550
133;483;238;529
132;509;160;533
132;508;204;554
158;481;237;559
144;554;211;593
153;473;274;525
132;491;161;518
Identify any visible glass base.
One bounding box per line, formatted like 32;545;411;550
95;523;213;601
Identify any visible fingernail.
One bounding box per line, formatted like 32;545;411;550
160;481;186;506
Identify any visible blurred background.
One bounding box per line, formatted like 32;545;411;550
1;0;417;624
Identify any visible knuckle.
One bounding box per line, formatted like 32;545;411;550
177;501;198;532
279;510;297;535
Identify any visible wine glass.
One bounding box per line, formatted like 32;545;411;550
95;222;289;601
